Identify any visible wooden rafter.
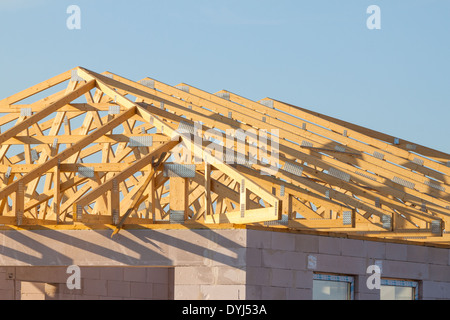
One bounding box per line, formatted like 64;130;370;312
0;66;448;245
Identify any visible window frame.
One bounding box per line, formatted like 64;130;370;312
313;273;355;300
380;278;419;300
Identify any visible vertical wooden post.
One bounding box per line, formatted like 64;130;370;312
169;177;188;222
14;181;24;225
53;165;61;223
240;179;246;218
205;163;212;218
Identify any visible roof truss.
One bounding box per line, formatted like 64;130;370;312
0;67;449;245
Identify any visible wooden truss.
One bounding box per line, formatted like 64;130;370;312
0;67;449;245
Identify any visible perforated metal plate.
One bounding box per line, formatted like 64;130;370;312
216;92;230;100
260;100;273;108
20;108;32;117
31;149;39;162
280;185;285;197
108;105;120;115
392;176;415;189
129;136;153;147
175;85;189;93
78;167;94;178
170;210;185;224
424;180;445;192
5;166;12;178
406;144;417;151
334;145;346;152
343;211;353;226
375;197;381;208
325;189;331;199
301;140;313;148
343;129;348;137
421;202;427;212
373;151;385;160
284;161;304;177
164;164;196;178
431;220;442;235
177;121;195;135
71;70;84;82
52;138;58;149
328;167;351;182
412;157;424;166
355;171;377;181
140;79;155;89
382;215;392;230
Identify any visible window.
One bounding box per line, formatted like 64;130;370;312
380;279;419;300
313;274;354;300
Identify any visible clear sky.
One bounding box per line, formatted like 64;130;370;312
0;0;449;153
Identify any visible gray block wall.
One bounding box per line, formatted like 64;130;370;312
246;229;450;300
0;227;449;299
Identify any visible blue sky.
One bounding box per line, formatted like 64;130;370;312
0;0;449;153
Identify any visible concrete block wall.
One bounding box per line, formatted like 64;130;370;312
245;229;450;300
0;228;449;300
0;266;173;300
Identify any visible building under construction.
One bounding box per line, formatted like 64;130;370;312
0;67;449;300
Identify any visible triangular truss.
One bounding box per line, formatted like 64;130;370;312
0;67;449;245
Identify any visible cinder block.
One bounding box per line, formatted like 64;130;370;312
406;245;429;263
294;270;313;289
82;278;107;296
422;281;450;299
246;267;271;286
107;280;130;298
382;260;429;280
174;266;214;285
215;267;246;285
100;267;124;281
428;264;450;282
428;247;449;265
285;251;307;270
295;234;319;253
124;267;147;282
313;254;366;275
153;283;170;300
0;278;14;290
15;267;67;283
146;268;170;284
211;229;247;249
80;267;100;280
200;284;245;300
271;268;294;288
0;289;14;300
247;229;272;249
341;239;366;257
260;286;286;300
207;247;246;267
245;285;262;299
365;240;386;259
271;232;295;251
286;288;312;300
130;282;153;299
246;248;262;267
318;236;341;255
357;292;380;300
261;249;289;269
385;243;407;261
174;284;202;300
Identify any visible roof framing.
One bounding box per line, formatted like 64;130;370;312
0;66;449;245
